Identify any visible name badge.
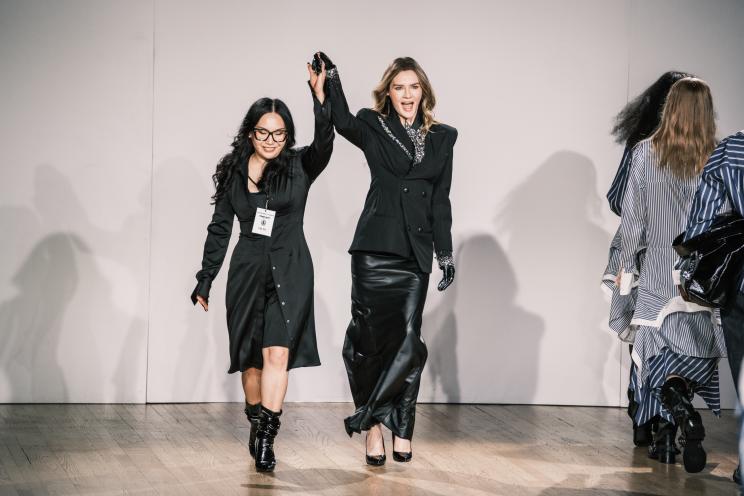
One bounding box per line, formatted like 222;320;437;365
252;208;276;236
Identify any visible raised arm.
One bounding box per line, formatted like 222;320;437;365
618;145;647;295
191;192;235;305
301;62;334;182
316;52;373;150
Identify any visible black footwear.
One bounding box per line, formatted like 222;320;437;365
661;377;706;473
391;433;413;462
733;464;741;484
628;388;654;447
244;402;261;459
633;421;653;447
254;406;281;472
648;419;678;464
365;430;386;466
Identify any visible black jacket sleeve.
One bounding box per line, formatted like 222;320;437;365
325;69;373;150
301;85;335;183
432;129;457;254
191;192;235;304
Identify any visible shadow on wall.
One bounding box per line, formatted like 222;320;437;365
424;234;545;403
0;225;78;401
496;150;615;404
153;157;234;402
0;164;148;402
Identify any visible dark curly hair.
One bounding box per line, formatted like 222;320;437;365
211;98;296;203
611;71;693;148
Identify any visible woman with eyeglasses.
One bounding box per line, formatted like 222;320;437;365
317;51;457;465
190;62;333;472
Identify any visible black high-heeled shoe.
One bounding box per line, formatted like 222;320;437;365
365;431;386;466
391;433;412;463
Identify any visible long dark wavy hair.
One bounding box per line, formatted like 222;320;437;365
211;98;296;203
611;70;693;148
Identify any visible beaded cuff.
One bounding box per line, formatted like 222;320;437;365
436;252;454;268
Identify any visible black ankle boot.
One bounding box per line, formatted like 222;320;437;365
254;406;281;472
661;377;706;473
648;419;678;464
244;402;261;459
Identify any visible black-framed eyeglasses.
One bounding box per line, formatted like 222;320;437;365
252;127;288;143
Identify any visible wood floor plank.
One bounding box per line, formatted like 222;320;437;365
0;404;740;495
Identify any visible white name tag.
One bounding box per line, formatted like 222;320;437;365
252;208;276;236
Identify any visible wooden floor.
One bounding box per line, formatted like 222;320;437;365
0;403;740;495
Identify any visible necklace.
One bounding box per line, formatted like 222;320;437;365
248;155;265;191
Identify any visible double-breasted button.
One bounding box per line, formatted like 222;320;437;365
272;266;276;270
417;227;423;233
403;187;409;193
277;284;281;288
281;301;286;306
286;319;290;324
421;191;427;197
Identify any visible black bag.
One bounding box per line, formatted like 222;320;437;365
673;212;744;308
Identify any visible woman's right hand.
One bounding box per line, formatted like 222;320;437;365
196;295;208;311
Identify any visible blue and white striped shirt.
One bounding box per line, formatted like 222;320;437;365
683;130;744;292
619;139;715;322
606;146;632;216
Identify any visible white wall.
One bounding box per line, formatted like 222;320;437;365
1;0;742;406
0;0;153;402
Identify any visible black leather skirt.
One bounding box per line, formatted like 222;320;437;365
342;252;429;440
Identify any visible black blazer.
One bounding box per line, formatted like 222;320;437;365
326;71;457;273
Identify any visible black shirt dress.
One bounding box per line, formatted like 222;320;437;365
191;92;333;372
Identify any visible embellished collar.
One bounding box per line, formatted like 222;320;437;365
378;106;426;165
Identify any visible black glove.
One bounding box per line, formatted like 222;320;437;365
436;251;455;291
311;51;336;74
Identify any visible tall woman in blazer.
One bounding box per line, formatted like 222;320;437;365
317;52;456;465
190;63;333;472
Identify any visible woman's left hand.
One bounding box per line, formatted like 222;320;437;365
438;264;455;291
307;53;326;104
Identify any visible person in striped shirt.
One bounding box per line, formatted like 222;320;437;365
682;130;744;485
602;71;692;447
617;78;727;473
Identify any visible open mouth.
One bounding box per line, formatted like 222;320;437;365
401;101;415;113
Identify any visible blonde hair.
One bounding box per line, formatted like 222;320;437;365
372;57;438;134
652;78;716;178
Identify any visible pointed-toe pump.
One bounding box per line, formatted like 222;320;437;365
365;432;386;466
391;433;413;463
